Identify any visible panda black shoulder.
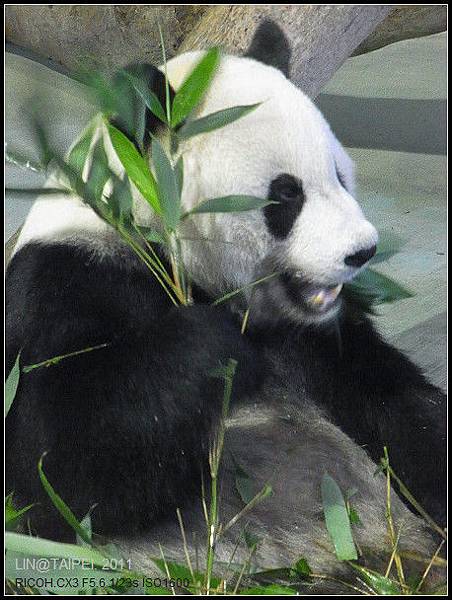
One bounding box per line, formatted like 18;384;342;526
6;240;174;368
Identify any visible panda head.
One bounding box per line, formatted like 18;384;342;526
15;21;377;329
164;21;378;326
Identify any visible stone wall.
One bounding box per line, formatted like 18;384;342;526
5;5;447;97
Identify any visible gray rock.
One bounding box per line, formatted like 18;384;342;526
5;5;390;97
354;6;447;55
178;5;392;97
5;5;206;72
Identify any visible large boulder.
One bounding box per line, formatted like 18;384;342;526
5;5;391;98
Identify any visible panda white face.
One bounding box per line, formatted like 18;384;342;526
168;51;378;325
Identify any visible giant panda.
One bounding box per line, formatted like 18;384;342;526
6;21;446;590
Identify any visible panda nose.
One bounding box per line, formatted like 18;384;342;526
344;244;377;268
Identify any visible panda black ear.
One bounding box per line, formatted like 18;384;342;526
112;63;175;150
245;20;291;78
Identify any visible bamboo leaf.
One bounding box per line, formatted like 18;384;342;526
5;532;105;565
38;455;93;545
5;353;21;417
107;123;160;213
239;584;298;595
151;137;181;230
348;563;401;595
76;513;93;547
171;48;220;127
67;121;97;176
178;103;261;139
234;461;255;504
109;176;134;223
293;557;312;578
187;195;275;216
86;140;111;204
123;71;167;123
137;226;166;245
321;473;358;561
151;558;221;590
5;494;33;532
348;268;413;305
370;231;405;266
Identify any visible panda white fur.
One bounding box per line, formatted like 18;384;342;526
6;21;446;591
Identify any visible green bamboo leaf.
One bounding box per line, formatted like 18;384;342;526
5;353;21;417
171;48;221;127
6;187;72;196
137;226;166;245
321;473;358;561
5;494;34;531
109;175;134;223
145;582;172;595
67;121;97;176
370;231;405;266
293;557;312;578
5;532;105;565
107;123;160;213
151;137;181;230
348;268;413;305
123;71;167;123
348;563;401;595
79;70;117;116
151;558;220;590
239;584;298;595
234;461;255;504
38;455;93;545
76;513;93;547
86;140;111;204
178;103;261;139
187;195;276;217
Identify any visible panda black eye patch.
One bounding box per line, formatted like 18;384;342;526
264;173;304;239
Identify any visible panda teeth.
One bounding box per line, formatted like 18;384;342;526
308;284;343;310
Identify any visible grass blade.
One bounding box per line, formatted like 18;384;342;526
38;455;93;545
171;48;220;127
212;272;278;306
5;353;21;417
321;473;358;561
178;103;261;139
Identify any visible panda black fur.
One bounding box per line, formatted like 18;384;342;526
6;21;446;587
